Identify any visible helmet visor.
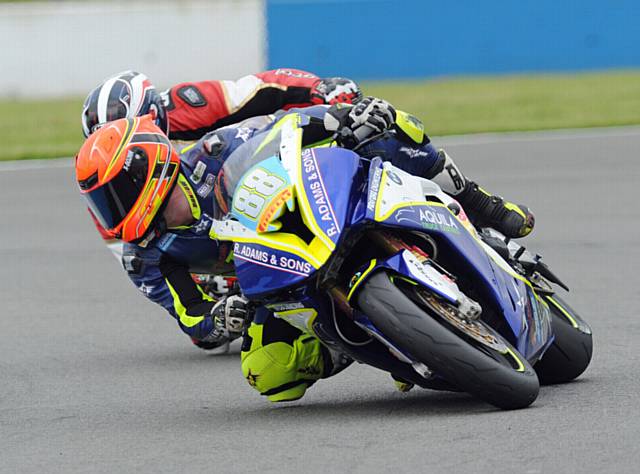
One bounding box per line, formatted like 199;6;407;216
83;171;144;230
80;147;150;231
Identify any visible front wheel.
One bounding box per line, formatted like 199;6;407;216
357;271;539;410
534;295;593;385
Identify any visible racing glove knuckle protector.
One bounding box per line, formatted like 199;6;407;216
211;294;251;338
324;96;397;148
311;77;363;105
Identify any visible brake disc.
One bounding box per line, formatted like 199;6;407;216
416;290;508;353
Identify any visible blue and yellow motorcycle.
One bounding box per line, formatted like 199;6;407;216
210;114;593;409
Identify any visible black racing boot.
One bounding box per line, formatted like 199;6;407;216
456;181;535;239
429;149;535;239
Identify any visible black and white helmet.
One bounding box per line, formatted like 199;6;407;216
81;71;168;138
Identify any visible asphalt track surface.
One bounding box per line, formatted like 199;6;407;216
1;128;639;473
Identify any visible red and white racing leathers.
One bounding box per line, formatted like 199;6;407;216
164;68;350;141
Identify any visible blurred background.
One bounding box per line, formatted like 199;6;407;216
1;0;640;160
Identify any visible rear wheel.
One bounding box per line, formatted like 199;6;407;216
357;271;539;410
534;295;593;384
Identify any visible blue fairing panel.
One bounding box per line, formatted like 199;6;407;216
233;242;313;298
371;202;551;358
299;147;361;245
232;147;362;298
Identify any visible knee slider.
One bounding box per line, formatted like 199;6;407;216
241;329;324;403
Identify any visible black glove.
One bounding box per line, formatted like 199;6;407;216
324;96;396;148
311;77;363;105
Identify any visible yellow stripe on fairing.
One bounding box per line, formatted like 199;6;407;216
347;259;377;301
505;347;526;372
546;296;579;329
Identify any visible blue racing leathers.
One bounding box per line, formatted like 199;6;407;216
121;118;267;343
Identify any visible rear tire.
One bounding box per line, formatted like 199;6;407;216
535;295;593;385
357;272;539;410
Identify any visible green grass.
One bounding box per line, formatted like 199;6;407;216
363;70;640;136
3;70;640;161
0;97;84;161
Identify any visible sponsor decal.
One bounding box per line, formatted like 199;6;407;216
268;302;305;312
123;149;134;171
418;208;459;233
197;173;216;197
445;164;465;192
177;85;206;107
197;184;212;198
190;161;207;184
391;206;459;233
274;69;316;79
182;182;199;210
233;243;312;275
302;149;339;238
367;166;383;211
278;256;312;275
399;146;429;159
157;233;177;251
234;243;269;263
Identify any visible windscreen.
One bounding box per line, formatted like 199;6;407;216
215;129;283;214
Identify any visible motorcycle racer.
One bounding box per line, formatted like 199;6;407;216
81;69;362;140
75;97;534;400
81;69;362;278
80;69;363;352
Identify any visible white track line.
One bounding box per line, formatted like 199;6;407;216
0;157;73;172
2;125;640;172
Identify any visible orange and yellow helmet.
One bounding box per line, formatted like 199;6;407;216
75;114;180;243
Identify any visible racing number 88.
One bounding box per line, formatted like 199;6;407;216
234;168;285;218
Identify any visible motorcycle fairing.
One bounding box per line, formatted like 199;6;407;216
266;300;319;335
211;118;361;298
232;241;316;297
347;251;460;304
296;148;358;245
363;159;552;359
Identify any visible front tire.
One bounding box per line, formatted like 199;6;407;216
357;271;539;410
534;295;593;385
